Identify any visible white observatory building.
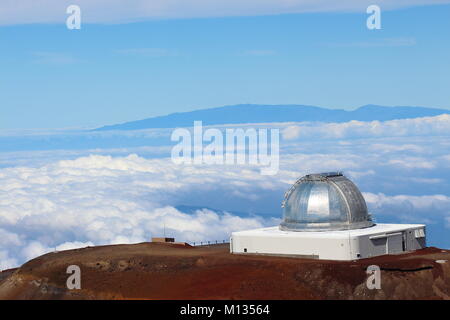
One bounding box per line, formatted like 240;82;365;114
230;172;426;260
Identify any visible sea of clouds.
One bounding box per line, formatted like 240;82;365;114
1;115;450;269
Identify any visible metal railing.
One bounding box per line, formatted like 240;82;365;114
188;240;229;246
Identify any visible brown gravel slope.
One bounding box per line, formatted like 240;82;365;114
0;242;449;300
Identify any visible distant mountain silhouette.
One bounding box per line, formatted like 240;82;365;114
94;104;449;131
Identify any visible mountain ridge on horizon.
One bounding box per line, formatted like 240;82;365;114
94;104;450;131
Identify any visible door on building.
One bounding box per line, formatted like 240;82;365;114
370;237;388;255
387;233;404;254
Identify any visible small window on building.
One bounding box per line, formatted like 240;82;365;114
244;248;247;252
415;229;425;238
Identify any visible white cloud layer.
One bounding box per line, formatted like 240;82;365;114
1;149;450;269
0;154;282;269
1;0;450;25
364;193;450;224
282;114;450;141
1;115;450;269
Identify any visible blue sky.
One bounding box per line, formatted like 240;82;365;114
1;3;449;129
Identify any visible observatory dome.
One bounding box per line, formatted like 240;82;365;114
280;172;374;231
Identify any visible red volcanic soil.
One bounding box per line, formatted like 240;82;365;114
0;242;449;300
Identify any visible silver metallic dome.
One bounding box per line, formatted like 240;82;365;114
280;172;374;231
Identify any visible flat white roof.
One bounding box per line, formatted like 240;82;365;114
232;223;425;240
